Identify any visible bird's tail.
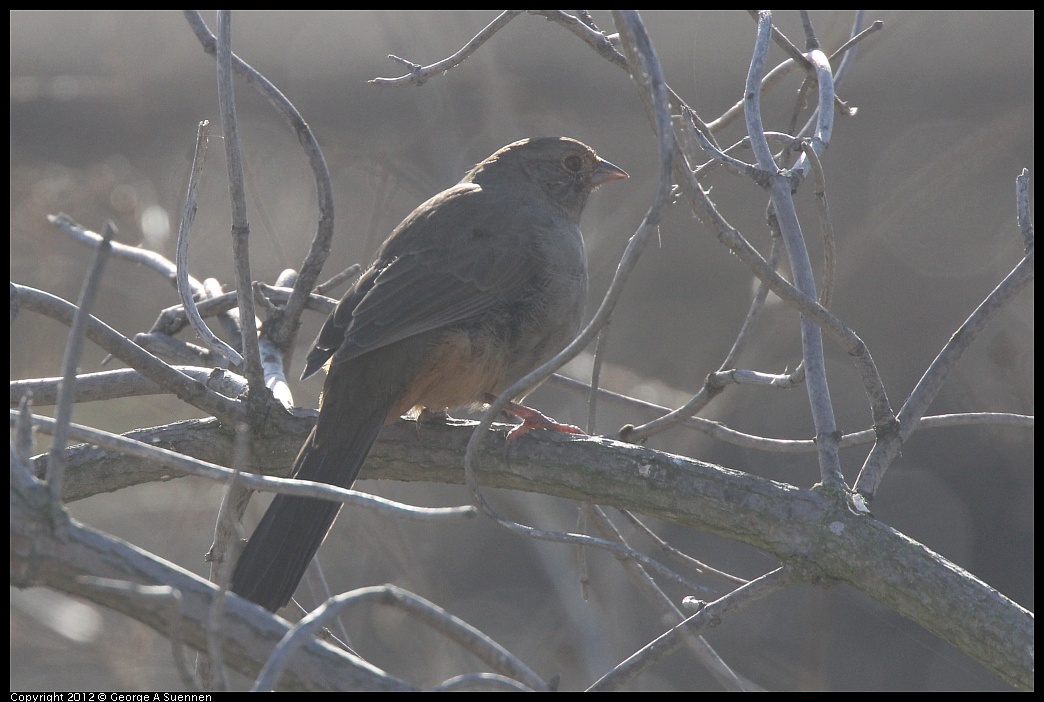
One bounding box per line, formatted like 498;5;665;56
227;425;381;612
229;367;396;612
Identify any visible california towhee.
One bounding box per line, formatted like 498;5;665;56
229;137;627;612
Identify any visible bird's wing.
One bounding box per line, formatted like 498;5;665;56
303;183;554;377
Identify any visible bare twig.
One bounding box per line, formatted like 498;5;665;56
798;10;819;51
314;264;362;296
745;12;843;489
617;509;746;585
175;120;244;367
682;107;770;183
587;507;749;691
201;278;242;356
720;228;785;371
48;213;205;296
151;285;336;339
370;11;524;85
832;17;882;89
856;247;1035;498
215;12;264;403
799;139;836;309
712;13;880;133
530;10;627;69
257;270;298;410
17;410;476;522
1016;168;1034;249
254;585;549;692
47;222;115;506
10;366;246;406
134;333;224;367
432;674;534;692
707;55;803;134
198;421;253;690
588;567;793;691
550;371;1031;451
587;325;610;433
786;48;836;183
11;283;240;423
14;394;35;466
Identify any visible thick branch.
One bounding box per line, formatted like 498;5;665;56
32;415;1033;689
10;475;412;691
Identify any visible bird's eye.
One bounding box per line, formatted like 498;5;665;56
563;153;584;173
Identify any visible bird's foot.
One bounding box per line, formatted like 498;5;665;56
483;394;586;441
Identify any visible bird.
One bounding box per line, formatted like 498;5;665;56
228;136;627;612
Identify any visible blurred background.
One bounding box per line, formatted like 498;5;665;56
10;10;1033;691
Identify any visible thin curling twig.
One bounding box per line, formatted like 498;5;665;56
175;119;243;367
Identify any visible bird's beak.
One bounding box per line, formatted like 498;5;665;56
591;159;629;187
